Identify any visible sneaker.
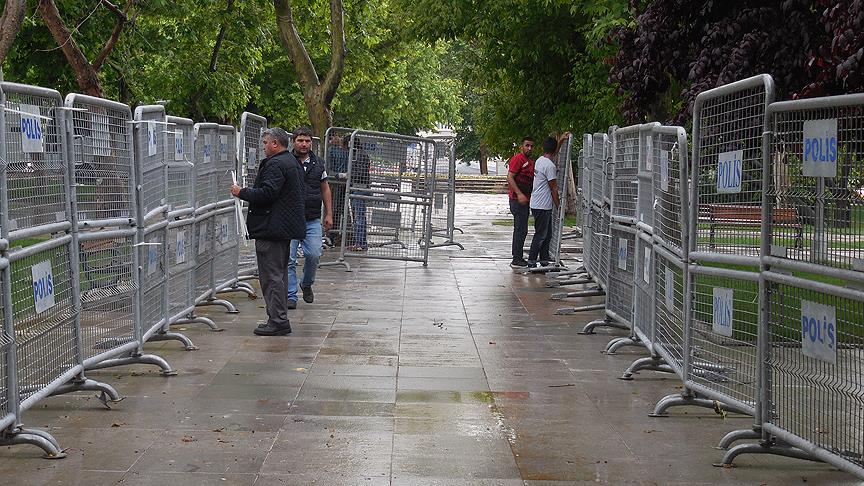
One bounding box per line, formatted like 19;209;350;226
540;261;551;267
253;323;292;336
287;300;297;310
527;261;539;269
510;259;529;268
301;285;314;303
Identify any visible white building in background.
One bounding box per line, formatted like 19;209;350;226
419;125;505;176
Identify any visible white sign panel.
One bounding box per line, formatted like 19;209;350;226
147;121;158;156
219;216;230;244
642;247;651;284
247;148;257;169
665;266;674;311
19;104;45;153
219;135;229;161
147;244;159;276
644;136;653;171
174;130;185;161
716;150;743;194
176;230;186;264
203;134;212;163
660;150;669;191
31;260;56;314
801;300;837;364
712;287;734;337
197;225;207;255
617;238;628;270
803;119;838;178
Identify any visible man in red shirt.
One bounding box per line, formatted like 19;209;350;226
506;137;535;267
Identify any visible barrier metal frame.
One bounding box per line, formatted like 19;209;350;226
339;129;434;266
426;135;464;250
319;126;356;271
66;93;173;375
237;112;267;279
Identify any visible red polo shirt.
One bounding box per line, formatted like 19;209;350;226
508;152;534;200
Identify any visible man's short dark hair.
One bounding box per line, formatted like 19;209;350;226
522;136;535;144
542;136;558;154
292;126;314;140
263;127;291;148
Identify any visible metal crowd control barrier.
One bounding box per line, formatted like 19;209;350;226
191;123;236;314
340;130;434;266
652;75;774;428
211;125;253;299
609;125;640;225
164;115;218;332
427;135;463;250
319;126;355;271
66;93;173;375
132;107;194;351
237;112;266;279
721;94;864;477
0;82;119;457
653;127;689;256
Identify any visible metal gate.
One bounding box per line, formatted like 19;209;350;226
340;130;434;265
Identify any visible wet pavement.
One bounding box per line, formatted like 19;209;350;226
0;193;859;485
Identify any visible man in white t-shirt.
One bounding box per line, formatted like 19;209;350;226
527;136;562;267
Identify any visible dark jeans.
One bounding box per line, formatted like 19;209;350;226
509;199;529;260
528;208;553;264
256;239;291;328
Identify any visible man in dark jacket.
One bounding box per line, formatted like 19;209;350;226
231;127;306;336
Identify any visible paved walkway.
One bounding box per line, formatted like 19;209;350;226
0;194;858;485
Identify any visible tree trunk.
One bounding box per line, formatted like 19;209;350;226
479;143;488;175
0;0;26;64
274;0;345;139
38;0;103;96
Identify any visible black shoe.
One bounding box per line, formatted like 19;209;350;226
540;260;551;267
510;259;528;268
253;323;292;336
301;286;314;303
527;261;539;269
287;300;297;310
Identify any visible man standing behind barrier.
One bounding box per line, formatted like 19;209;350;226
527;135;565;268
507;137;535;268
327;134;349;246
287;127;333;308
231;128;306;336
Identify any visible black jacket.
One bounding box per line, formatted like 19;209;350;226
239;149;306;241
297;151;327;221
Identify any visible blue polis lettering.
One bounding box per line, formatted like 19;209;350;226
717;159;742;189
21;118;43;140
804;136;838;163
801;313;836;350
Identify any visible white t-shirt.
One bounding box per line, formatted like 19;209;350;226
530;155;557;210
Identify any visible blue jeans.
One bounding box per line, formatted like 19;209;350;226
350;198;367;248
287;218;323;302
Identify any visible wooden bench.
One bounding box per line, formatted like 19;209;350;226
700;204;803;249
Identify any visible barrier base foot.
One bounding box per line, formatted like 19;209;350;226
86;354;177;377
454;226;464;234
557;303;607;316
319;259;352;272
198;298;238;314
0;429;66;459
650;391;751;417
545;277;592;288
218;283;257;299
174;315;222;332
604;336;640;354
717;441;817;467
51;378;122;408
149;331;198;351
578;317;627;334
427;240;465;250
717;428;762;450
620;357;672;380
553;288;604;299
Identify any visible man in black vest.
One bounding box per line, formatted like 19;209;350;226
286;127;333;308
231;127;306;336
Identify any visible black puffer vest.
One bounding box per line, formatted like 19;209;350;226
297;151;326;221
